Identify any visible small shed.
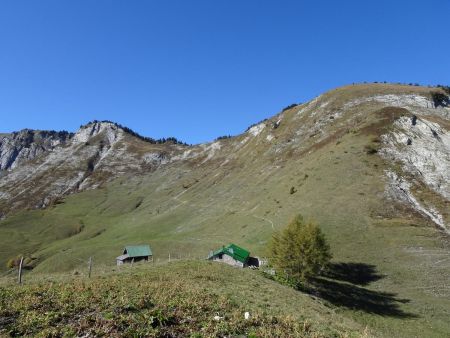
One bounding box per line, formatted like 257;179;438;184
116;245;152;266
207;243;254;268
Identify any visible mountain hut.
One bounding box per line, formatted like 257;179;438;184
116;245;152;265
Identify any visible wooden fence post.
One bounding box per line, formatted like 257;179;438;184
88;257;92;278
18;256;24;284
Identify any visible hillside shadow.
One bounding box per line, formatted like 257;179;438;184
298;262;417;318
323;262;384;286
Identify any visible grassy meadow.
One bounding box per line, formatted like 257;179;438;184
1;84;449;337
0;261;365;337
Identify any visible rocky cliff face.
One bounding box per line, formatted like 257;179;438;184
381;113;450;230
0;129;73;171
0;121;184;216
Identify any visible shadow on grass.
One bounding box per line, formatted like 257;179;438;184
303;278;416;318
299;262;417;318
324;262;384;286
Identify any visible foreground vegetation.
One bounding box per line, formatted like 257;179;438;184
0;261;364;337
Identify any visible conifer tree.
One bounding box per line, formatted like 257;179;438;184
270;214;331;281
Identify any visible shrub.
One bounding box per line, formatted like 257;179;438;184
6;255;35;269
215;135;233;141
270;215;331;282
6;255;23;269
436;85;450;95
6;258;16;269
281;103;298;112
364;144;378;154
431;92;449;108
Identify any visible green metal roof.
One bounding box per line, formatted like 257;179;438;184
209;243;250;263
124;245;152;257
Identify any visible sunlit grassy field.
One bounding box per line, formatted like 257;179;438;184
0;260;365;337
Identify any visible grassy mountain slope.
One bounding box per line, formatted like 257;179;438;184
0;261;365;337
0;84;449;337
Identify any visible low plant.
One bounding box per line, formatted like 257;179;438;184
0;262;354;337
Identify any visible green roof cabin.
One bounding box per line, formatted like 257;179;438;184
116;245;152;265
208;243;258;268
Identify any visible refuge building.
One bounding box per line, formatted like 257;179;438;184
116;245;152;265
208;243;259;268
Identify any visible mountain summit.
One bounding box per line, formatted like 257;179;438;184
1;83;450;337
0;84;450;252
0;121;186;215
4;84;447;232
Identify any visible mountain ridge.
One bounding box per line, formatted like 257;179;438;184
0;121;187;216
1;83;450;337
0;121;188;173
1;83;449;229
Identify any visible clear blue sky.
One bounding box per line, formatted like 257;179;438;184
1;1;449;144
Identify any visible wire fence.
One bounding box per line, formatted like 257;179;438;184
1;248;272;287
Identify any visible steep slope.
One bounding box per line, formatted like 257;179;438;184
381;114;449;229
0;121;185;217
0;129;73;171
1;83;449;337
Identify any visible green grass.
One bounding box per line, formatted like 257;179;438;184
0;260;364;337
1;84;449;337
1;130;449;337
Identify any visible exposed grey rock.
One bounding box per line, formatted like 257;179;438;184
0;129;73;171
0;122;183;215
380;112;449;231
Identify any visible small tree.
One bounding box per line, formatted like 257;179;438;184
6;255;34;270
270;215;331;282
6;255;23;269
